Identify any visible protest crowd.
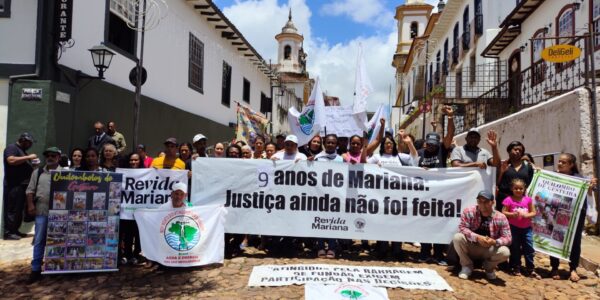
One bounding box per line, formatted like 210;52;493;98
2;108;598;286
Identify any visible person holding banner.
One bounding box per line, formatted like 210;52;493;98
159;182;191;209
69;148;83;170
548;153;597;282
453;190;511;280
241;145;253;159
213;143;225;158
226;145;242;158
264;142;277;159
271;135;307;161
120;152;145;266
100;144;119;172
136;144;153;168
25;147;63;283
342;119;384;164
252;136;266;159
300;135;322;161
191;133;208;159
496;141;534;212
77;148;103;172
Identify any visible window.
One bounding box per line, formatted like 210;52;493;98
106;1;137;58
469;55;476;85
531;29;546;85
284;45;291;60
260;92;271;114
452;23;459;64
0;0;11;18
557;5;575;44
410;22;419;39
591;0;600;48
242;78;251;103
462;6;470;50
188;33;204;93
474;0;483;35
221;61;232;107
435;51;441;85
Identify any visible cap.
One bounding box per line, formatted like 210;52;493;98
425;132;441;146
136;144;146;150
467;128;480;136
19;132;35;142
477;190;494;201
284;135;298;144
164;137;178;145
172;182;188;193
43;147;62;156
193;134;207;143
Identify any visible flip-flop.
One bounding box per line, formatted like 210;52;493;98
569;271;580;282
550;270;560;280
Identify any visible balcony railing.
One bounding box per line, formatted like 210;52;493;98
444;36;588;134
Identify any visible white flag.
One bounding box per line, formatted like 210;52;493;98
134;205;226;267
353;44;373;130
367;104;390;144
288;77;325;146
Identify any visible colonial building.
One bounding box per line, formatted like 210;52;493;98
270;10;311;135
0;0;276;160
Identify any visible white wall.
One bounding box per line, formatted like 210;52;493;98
58;0;270;127
0;0;37;64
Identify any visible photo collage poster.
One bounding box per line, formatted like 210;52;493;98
43;171;122;274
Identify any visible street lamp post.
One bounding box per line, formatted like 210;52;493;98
88;44;115;79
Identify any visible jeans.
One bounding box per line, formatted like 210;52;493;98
509;225;534;269
317;238;337;251
31;215;48;272
550;206;586;272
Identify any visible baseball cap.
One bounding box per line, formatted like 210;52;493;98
425;132;441;146
164;137;178;145
193;133;207;143
477;190;494;201
19;132;35;142
284;135;298;144
467;128;480;136
43;147;62;156
172;182;188;193
136;144;146;150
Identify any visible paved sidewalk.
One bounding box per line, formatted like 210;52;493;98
581;235;600;275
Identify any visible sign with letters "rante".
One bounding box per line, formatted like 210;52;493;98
541;45;581;63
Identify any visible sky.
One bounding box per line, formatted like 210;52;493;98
213;0;439;111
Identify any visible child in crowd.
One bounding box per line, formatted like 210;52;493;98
502;178;540;279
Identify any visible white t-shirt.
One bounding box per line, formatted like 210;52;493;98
367;153;417;166
314;151;344;162
272;151;307;161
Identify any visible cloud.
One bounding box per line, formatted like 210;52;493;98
319;0;394;27
222;0;396;111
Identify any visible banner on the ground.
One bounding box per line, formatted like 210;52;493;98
134;205;226;267
192;158;495;243
118;168;188;220
43;171;122;274
527;169;590;260
248;264;453;291
305;283;389;300
319;106;363;138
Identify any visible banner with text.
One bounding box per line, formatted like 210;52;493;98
43;171;122;274
134;205;226;267
118;168;188;220
248;264;453;291
527;169;589;260
320;105;363;137
192;158;495;243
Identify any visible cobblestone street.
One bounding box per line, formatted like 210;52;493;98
0;237;599;299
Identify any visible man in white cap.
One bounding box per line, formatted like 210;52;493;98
271;135;307;161
191;133;208;159
159;182;192;209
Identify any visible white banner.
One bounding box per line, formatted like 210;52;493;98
118;168;188;220
305;283;389;300
192;158;495;243
248;264;453;291
134;205;226;267
320;106;363;138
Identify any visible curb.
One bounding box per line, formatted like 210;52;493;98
580;255;600;276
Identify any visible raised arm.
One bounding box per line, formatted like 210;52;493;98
442;105;455;150
365;118;385;157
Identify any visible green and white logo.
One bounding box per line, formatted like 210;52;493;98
163;216;200;251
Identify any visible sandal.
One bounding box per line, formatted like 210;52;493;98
510;269;522;276
530;271;542;280
550;269;560;280
569;271;580;282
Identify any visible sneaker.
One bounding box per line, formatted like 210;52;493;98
458;267;472;280
326;250;336;259
486;271;497;280
17;232;28;238
417;256;428;263
120;257;128;265
317;250;326;258
413;242;421;247
436;259;448;266
27;271;42;284
4;233;21;240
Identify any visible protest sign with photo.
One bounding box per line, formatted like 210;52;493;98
248;264;453;291
118;168;188;220
527;169;590;260
134;205;226;267
192;158;495;243
44;171;122;274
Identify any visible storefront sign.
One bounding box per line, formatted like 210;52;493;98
57;0;73;42
541;45;581;63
